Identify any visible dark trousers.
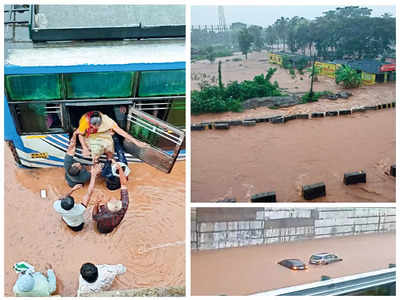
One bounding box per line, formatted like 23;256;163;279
67;222;84;232
101;135;128;180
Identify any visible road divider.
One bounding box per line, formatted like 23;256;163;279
343;171;367;185
251;192;277;203
390;165;396;177
302;182;326;200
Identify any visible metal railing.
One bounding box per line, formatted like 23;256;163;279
252;268;396;296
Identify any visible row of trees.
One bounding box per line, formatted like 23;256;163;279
192;6;395;61
265;6;395;60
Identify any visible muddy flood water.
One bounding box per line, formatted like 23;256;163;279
192;109;395;202
4;145;185;296
191;51;395;125
191;232;395;296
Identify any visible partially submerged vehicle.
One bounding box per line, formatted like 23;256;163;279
278;259;307;270
309;253;343;265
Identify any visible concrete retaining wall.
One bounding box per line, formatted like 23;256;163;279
191;101;395;131
191;208;395;250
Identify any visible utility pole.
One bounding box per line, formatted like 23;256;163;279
309;54;316;99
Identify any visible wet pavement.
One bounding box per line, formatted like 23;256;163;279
191;232;395;296
192;109;395;202
4;145;185;296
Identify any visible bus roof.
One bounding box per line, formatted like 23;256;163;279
5;39;185;67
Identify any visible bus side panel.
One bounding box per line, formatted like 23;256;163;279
17;134;186;168
4;95;23;149
18;134;70;167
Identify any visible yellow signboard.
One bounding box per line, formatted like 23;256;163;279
269;53;282;65
361;72;376;85
31;152;49;159
314;61;341;79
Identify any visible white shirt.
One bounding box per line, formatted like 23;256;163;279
53;201;86;227
77;264;126;296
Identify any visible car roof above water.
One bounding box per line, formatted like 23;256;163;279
312;253;330;257
282;259;304;265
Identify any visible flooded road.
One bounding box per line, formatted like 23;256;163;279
191;232;395;296
192;110;395;202
191;51;395;125
4;145;185;296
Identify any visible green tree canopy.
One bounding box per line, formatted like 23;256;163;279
238;28;254;59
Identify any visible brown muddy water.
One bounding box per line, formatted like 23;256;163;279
191;232;395;296
4;145;185;296
191;51;395;125
192;109;395;202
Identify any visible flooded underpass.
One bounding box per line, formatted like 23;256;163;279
191;109;395;202
4;145;185;296
191;232;395;296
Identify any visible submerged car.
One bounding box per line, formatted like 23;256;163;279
278;259;307;270
309;253;343;265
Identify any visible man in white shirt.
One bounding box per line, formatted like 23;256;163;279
53;164;101;231
77;262;126;296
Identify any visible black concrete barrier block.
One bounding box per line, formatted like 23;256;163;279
326;111;338;117
321;275;331;281
284;115;296;122
382;103;387;109
244;118;256;122
295;114;309;119
191;124;205;131
261;117;271;122
364;105;377;110
251;192;276;203
343;171;366;185
311;112;324;118
229;120;243;126
270;117;285;124
352;107;366;113
200;122;213;129
390;165;396;177
214;122;230;130
302;182;326;200
243;120;256;126
339;110;351;115
255;118;265;123
216;198;237;203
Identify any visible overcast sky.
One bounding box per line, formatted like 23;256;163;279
191;6;396;27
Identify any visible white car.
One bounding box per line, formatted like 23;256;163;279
309;253;343;265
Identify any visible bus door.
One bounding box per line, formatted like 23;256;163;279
64;100;131;133
124;106;185;173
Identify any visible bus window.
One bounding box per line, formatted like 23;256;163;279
15;103;63;133
138;70;185;97
64;72;135;99
5;74;62;101
166;99;185;127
